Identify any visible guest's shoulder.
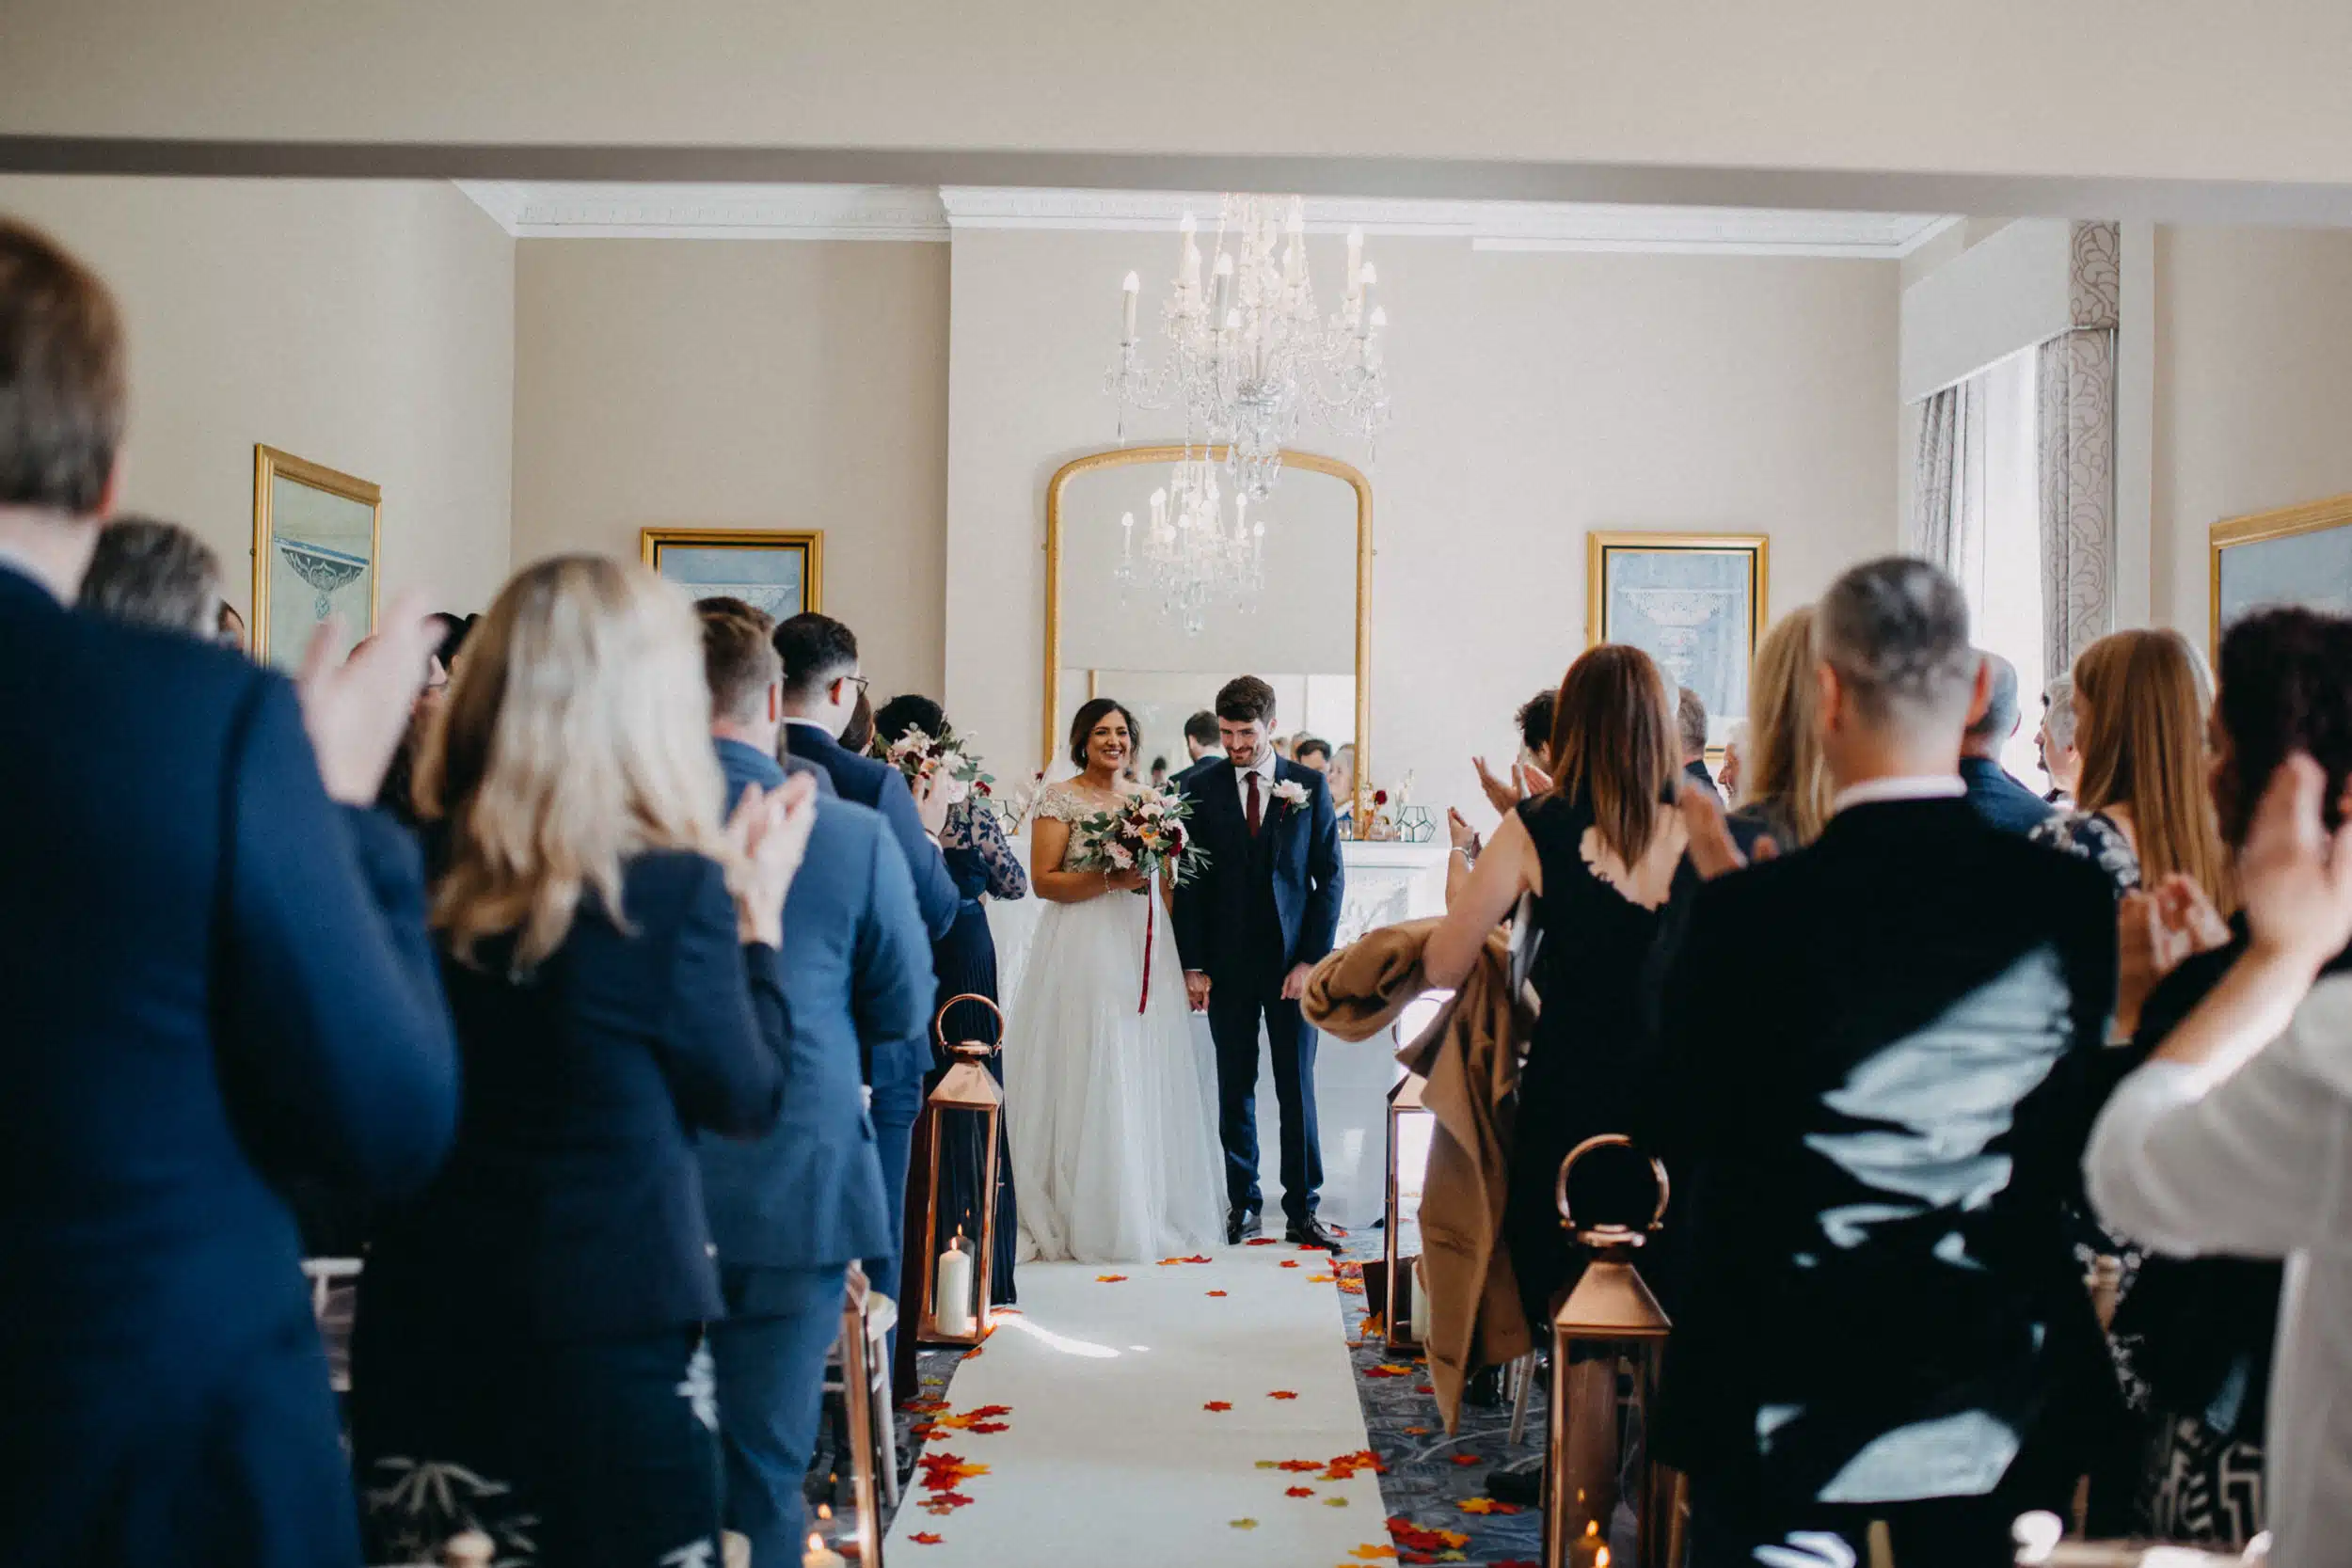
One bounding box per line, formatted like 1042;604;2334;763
72;609;277;705
2026;808;2138;891
618;846;733;921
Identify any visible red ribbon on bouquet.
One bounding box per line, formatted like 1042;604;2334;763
1138;892;1155;1015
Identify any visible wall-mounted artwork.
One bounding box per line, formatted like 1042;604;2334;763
641;529;824;621
2211;495;2352;652
1586;531;1770;747
253;445;380;672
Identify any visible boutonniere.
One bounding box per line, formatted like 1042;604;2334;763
1271;780;1311;810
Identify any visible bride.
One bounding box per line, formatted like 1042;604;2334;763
1005;697;1226;1263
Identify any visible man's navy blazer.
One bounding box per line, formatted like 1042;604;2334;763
0;564;460;1567
700;739;928;1272
1171;755;1346;984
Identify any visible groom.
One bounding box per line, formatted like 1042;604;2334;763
1173;676;1347;1250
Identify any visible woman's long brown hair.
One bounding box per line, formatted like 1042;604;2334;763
2073;627;2233;911
1547;643;1678;863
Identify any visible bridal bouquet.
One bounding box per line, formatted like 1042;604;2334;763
1073;787;1208;891
874;724;997;814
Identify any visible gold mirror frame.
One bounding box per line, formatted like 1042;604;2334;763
1043;445;1373;823
2210;493;2352;654
251;444;382;665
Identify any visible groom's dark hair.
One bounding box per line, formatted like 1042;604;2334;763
1215;675;1277;726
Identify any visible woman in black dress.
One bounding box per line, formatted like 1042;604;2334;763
1424;643;1692;1333
350;556;816;1567
873;694;1029;1305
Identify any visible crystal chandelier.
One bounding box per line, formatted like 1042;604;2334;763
1112;455;1265;637
1105;193;1391;500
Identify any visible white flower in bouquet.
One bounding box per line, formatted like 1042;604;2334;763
1104;841;1135;869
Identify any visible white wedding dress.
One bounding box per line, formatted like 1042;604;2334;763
1005;784;1226;1263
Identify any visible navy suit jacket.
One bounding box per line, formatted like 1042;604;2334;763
699;739;924;1272
358;850;786;1346
1962;754;2058;836
786;721;960;948
1171;756;1345;984
0;565;460;1567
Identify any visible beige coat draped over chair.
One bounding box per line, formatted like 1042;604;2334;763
1304;918;1534;1432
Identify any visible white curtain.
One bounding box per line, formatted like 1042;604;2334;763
2038;221;2121;678
1910;378;1984;579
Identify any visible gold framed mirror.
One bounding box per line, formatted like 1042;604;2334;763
1043;445;1372;823
251;444;381;671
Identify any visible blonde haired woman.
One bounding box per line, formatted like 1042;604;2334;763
1729;608;1836;853
352;556;815;1568
2030;628;2232;909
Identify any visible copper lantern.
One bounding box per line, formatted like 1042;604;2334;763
914;994;1005;1347
1383;1069;1433;1352
1544;1134;1685;1568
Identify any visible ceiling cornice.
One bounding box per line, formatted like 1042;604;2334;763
459;181;1956;257
457;181;949;240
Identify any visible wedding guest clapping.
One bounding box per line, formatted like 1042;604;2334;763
1648;559;2121;1564
1426;646;1692;1341
351;556;812;1566
1470;687;1558;816
0;216;459;1568
2031;629;2232;909
2086;606;2352;1548
2086;746;2352;1568
697;609;925;1560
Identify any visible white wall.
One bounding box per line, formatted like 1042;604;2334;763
2153;225;2352;646
0;175;516;617
948;229;1899;828
510;239;950;699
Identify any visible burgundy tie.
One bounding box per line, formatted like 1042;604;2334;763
1247;770;1263;838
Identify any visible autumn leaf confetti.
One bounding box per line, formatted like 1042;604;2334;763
1457;1497;1523;1515
1206;1290;1229;1297
1266;1389;1300;1401
909;1534;944;1546
1286;1485;1316;1498
1094;1275;1128;1283
1203;1401;1232;1412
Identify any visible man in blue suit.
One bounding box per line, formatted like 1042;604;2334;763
696;607;931;1562
1172;676;1346;1250
0;218;461;1568
771;611;952;1319
1961;650;2057;835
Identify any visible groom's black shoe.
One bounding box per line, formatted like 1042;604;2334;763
1284;1215;1344;1253
1226;1206;1263;1245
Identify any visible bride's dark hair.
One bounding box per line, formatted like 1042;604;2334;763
1068;697;1141;768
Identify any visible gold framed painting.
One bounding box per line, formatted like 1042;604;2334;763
1586;531;1769;749
640;529;824;621
2211;494;2352;652
253;445;381;671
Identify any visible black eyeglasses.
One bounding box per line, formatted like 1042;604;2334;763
839;674;871;698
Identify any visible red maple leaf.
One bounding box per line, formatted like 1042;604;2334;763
1205;1290;1229;1297
1285;1486;1316;1497
966;1421;1009;1434
1414;1385;1437;1394
910;1534;944;1546
1244;1237;1283;1246
1203;1401;1232;1412
1279;1259;1301;1269
1449;1453;1481;1466
1277;1459;1324;1473
1266;1389;1299;1400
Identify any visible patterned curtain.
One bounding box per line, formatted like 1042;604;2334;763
2039;222;2120;677
1911;385;1963;573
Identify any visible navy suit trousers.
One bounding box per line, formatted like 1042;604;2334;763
1205;975;1322;1226
710;1264;849;1565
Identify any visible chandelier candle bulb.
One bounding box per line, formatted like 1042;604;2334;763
1121;271;1139;341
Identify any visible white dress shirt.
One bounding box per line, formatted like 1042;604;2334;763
1829;774;1967;815
2085;974;2352;1567
1232;749;1279;819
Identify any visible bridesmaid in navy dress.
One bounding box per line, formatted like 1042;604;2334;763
873;696;1028;1304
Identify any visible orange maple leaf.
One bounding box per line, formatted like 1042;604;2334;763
1157;1254;1214;1265
1456;1497;1523;1515
1363;1364;1414;1379
1267;1389;1300;1400
1205;1290;1229;1297
1307;1273;1338;1283
1286;1486;1316;1498
1349;1545;1399;1560
1094;1275;1128;1283
1279;1259;1301;1269
1203;1401;1232;1412
910;1534;944;1545
1277;1459;1324;1472
1402;1426;1432;1436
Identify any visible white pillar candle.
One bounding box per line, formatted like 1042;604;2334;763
1120;271;1139;341
1408;1255;1431;1342
803;1532;847;1568
934;1233;977;1338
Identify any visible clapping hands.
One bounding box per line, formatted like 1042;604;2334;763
727;772;820;947
2115;874;2232;1037
1472;754;1552;817
2241;752;2352;971
1677;776;1775;880
296;589;442;805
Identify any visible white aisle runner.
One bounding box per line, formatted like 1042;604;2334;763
885;1242;1389;1568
